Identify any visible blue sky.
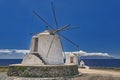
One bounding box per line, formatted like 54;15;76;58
0;0;120;58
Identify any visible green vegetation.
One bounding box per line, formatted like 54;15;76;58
16;66;26;72
0;66;9;73
69;72;75;76
44;67;49;72
25;74;33;77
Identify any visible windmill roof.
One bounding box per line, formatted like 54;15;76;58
32;30;56;38
66;53;75;57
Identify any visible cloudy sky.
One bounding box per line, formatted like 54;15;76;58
0;0;120;58
0;49;112;59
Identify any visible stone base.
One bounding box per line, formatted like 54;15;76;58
7;64;79;78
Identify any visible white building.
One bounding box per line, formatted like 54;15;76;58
79;60;90;69
22;30;64;65
65;53;78;65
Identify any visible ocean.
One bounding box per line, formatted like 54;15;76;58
0;59;22;66
0;59;120;68
79;59;120;68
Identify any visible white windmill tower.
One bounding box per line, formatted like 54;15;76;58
21;1;79;65
8;1;80;78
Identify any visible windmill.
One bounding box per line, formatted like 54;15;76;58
22;1;80;65
8;1;80;78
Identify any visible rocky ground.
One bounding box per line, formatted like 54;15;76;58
0;68;120;80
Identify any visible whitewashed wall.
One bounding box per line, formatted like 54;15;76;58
25;31;64;65
65;54;78;65
22;54;44;65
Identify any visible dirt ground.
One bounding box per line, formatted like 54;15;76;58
70;69;120;80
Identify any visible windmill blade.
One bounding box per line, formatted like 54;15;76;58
61;34;80;51
51;1;58;28
54;24;70;33
33;11;54;30
46;36;55;57
59;34;66;59
64;26;80;31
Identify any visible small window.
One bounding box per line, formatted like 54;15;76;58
70;57;74;63
34;38;38;52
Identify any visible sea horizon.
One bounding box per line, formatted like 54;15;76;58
0;59;120;68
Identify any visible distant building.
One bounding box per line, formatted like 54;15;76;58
79;60;85;67
65;53;78;65
79;60;89;69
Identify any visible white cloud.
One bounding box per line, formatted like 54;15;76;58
0;49;29;59
65;50;111;57
0;49;112;59
15;50;29;54
0;49;29;54
0;49;11;53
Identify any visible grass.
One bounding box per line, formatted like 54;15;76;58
0;66;9;73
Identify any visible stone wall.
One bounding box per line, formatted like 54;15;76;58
7;65;79;78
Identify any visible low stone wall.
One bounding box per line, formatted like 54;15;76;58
7;65;79;78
